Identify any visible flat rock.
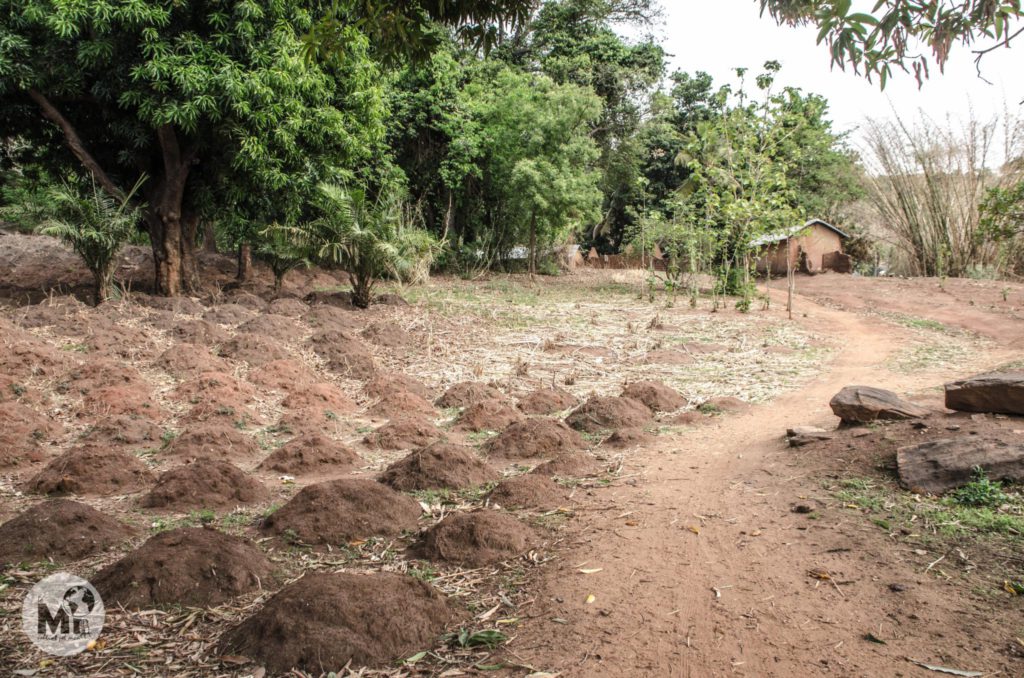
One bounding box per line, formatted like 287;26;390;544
944;371;1024;416
829;386;929;424
786;426;834;447
897;436;1024;494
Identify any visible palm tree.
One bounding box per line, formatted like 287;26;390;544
302;183;436;308
4;177;144;303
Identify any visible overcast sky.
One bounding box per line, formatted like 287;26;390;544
636;0;1023;147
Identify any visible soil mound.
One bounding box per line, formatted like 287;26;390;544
368;390;435;420
257;433;360;476
0;499;137;565
169;319;231;346
133;295;206;316
163;425;260;462
203;304;255;326
486;475;568;510
142;460;269;510
436;381;506;408
224;291;269;311
280;382;356;415
416;510;536;566
621;380;687;412
218;334;288;366
309;330;376;379
361;322;412;347
699;396;751;415
266;297;308;317
664;411;709;426
454;399;524;432
487;419;586;459
380;443;497;491
94;527;273;609
262;479;421;545
601;427;654;449
517;387;579;415
154;343;230;377
171;371;260;426
0;401;61;464
365;373;432;401
642;349;694;365
218;572;457;674
59;359;164;420
302;304;362;332
363;417;442;450
25;446;155;496
237;313;305;344
530;451;602;477
79;415;164;450
0;336;69;379
565;396;652;433
245;358;317;391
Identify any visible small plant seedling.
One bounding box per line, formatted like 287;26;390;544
946;467;1008;508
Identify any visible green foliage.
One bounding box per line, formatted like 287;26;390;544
761;1;1024;87
446;627;508;649
255;223;312;294
298;183;437;308
946;467;1010;508
2;176;143;302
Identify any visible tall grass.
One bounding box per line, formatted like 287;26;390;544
861;108;1023;277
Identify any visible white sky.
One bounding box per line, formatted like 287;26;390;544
636;0;1023;144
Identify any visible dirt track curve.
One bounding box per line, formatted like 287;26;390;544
509;291;1021;677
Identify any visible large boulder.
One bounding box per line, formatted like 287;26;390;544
897;437;1024;494
944;372;1024;416
829;386;929;424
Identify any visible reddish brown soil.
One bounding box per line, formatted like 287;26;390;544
217;334;289;365
169;319;231;346
172;371;261;427
58;359;166;420
363;417;443;450
93;527;275;609
141;459;270;510
245;358;317;391
24;446;155;496
365;372;433;401
0;401;61;465
379;442;498;491
133;294;206;315
517;386;580;415
487;418;586;459
600;426;655;448
162;425;261;463
565;395;653;433
77;415;165;450
266;297;308;317
0;333;69;379
257;433;360;476
436;381;507;408
367;389;436;420
486;474;569;510
218;572;458;674
154;343;230;377
302;304;363;332
223;290;269;311
237;313;306;344
261;479;422;545
454;398;524;432
0;374;46;406
308;329;377;379
415;510;537;566
663;410;710;426
530;451;603;477
202;304;256;326
620;380;688;412
360;321;413;347
0;499;137;565
699;395;752;414
279;382;355;415
14;296;88;328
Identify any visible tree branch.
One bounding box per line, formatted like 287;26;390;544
27;88;125;202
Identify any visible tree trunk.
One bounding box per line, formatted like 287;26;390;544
203;221;218;253
181;212;200;294
529;212;537;279
237;243;252;282
148;125;195;297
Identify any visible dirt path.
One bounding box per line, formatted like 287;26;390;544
510;294;1018;677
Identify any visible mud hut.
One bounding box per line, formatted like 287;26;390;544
753;219;851;275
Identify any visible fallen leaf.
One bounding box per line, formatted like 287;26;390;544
625;520;639;526
907;659;983;676
864;632;886;644
687;525;700;534
585;594;596;604
808;568;831;581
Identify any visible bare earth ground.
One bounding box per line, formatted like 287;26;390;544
0;232;1023;677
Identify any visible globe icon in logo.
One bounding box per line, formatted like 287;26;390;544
22;572;105;656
